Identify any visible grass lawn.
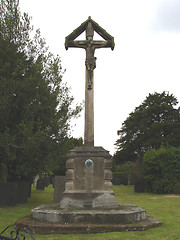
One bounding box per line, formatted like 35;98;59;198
0;185;180;240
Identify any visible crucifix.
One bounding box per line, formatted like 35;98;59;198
58;17;117;210
65;17;114;146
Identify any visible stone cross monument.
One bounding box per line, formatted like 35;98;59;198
25;17;161;234
65;16;114;146
60;17;118;209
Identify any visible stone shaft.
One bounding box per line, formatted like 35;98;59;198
84;68;94;146
65;17;114;146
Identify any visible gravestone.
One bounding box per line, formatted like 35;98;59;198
33;175;39;188
43;175;50;187
16;181;30;203
53;176;65;203
0;181;30;206
36;178;44;190
60;17;118;209
0;182;17;206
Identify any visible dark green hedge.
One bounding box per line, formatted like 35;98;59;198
143;147;180;194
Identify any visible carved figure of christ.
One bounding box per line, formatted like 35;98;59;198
67;24;111;146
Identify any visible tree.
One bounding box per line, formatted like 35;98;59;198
0;0;82;182
143;146;180;194
50;137;83;176
114;92;180;164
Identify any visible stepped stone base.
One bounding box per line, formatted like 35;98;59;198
16;205;161;234
31;204;146;224
16;145;161;234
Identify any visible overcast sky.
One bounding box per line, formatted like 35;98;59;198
20;0;180;154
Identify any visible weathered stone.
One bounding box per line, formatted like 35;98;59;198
104;159;112;169
66;169;74;180
0;181;30;206
66;159;74;169
104;180;113;191
16;214;162;234
65;17;114;146
27;17;161;234
60;145;118;209
104;169;112;180
43;175;50;187
30;204;148;225
0;182;17;206
17;181;30;203
53;176;65;203
64;180;74;191
36;179;44;190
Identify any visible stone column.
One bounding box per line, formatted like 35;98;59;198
84;69;94;146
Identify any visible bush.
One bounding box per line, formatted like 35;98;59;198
143;147;180;194
174;182;180;194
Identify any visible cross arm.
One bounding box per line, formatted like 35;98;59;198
65;40;113;50
91;40;113;49
65;40;86;50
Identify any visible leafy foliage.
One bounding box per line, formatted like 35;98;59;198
143;147;180;193
0;0;82;181
50;137;83;176
114;92;180;164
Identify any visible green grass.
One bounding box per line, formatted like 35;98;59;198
1;185;180;240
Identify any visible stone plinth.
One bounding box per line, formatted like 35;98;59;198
18;146;161;234
17;204;161;234
59;145;119;209
31;204;146;224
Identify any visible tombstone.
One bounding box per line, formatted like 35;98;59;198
0;182;17;206
53;176;65;203
112;177;121;185
0;181;31;206
36;178;44;190
33;175;39;188
43;175;50;187
134;179;145;193
60;17;118;209
16;181;30;203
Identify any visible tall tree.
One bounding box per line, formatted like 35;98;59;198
0;0;82;181
114;92;180;164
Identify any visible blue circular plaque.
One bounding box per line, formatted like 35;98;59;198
85;159;94;168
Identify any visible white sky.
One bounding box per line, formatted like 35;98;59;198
20;0;180;154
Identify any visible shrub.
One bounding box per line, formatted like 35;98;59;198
143;147;180;193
